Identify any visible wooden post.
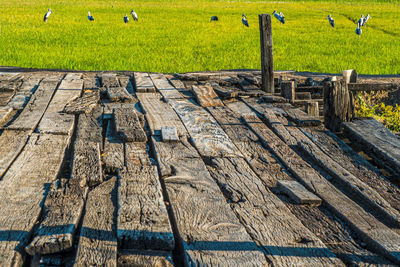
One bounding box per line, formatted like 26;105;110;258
259;14;274;93
306;101;319;117
280;81;295;102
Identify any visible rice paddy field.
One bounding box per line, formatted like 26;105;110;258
0;0;399;74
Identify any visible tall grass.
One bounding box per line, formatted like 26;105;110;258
0;0;399;73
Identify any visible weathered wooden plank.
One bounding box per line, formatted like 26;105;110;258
343;118;400;180
0;134;69;265
306;101;319;117
0;91;16;106
280;81;295;102
150;73;184;99
113;107;147;142
210;83;238;100
75;106;103;143
0;130;30;179
74;177;118;266
0;106;13;124
151;136;267;266
137;93;187;137
101;73;120;88
277;180;322;205
191;84;223;107
7;77;62;131
118;250;174;267
26;140;101;255
37;78;83;134
261;94;289;103
63;90;100;114
169;98;242;158
134;72;156;93
103;102;136;117
282;107;321;126
103;119;124;174
296;92;312;100
107;86;135;102
125;142;152;167
161;126;179;142
166;75;192;98
207;157;340;265
0;72;20;81
118;75;136;96
238;107;400;264
118;164;174;250
83;75;100;90
262;108;297;145
348;82;399;91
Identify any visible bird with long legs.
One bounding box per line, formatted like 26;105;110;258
131;10;138;21
273;10;285;25
242;14;249;27
356;22;362;38
88;12;94;22
362;14;371;26
210;16;218;26
327;14;335;28
43;9;52;23
124;14;129;24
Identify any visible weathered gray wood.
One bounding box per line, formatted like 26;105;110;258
37;78;83;134
259;14;274;93
118;75;136;95
261;94;289;103
210;83;238;100
324;80;354;132
166;75;192;98
207;157;341;265
239;79;258;91
107;86;135;102
282;107;321;126
103;102;136;118
306;101;319;117
280;81;295;102
169;98;242;158
239;109;400;264
0;134;69;265
262;108;297;146
295;92;312;100
343;118;400;180
161;126;179;142
0;106;13;124
277;180;322;205
134;72;156;93
103;119;124;173
150;73;184;99
101;73;120;88
137;93;187;137
113;107;147;142
125;142;152;167
83;75;100;90
63;90;100;114
76;140;103;187
75;106;103;143
0;130;30;179
191;84;223;107
118;164;174;250
118;250;174;267
151;136;267;266
7;77;62;131
342;69;358;84
74;177;118;267
348;82;399;91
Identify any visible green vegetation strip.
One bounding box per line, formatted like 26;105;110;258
0;0;399;73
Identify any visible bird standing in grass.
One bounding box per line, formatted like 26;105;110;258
358;15;364;27
362;14;371;26
124;14;129;23
242;14;249;27
88;12;94;21
273;10;285;25
327;14;335;28
356;22;362;38
43;9;52;23
210;16;218;26
131;10;138;21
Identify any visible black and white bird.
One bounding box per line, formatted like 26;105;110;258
88;12;94;21
131;10;138;21
242;14;249;27
356;22;362;37
210;16;218;26
327;14;335;28
362;14;371;26
358;15;364;27
273;10;285;25
124;14;129;23
43;9;52;22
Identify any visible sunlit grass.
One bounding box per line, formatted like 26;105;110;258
0;0;399;74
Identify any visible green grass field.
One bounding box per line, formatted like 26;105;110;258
0;0;399;74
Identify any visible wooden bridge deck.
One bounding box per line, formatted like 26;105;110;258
0;70;399;266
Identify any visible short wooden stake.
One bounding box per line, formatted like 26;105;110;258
259;14;274;93
306;101;319;117
280;81;295;102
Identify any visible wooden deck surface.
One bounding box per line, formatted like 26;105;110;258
0;70;399;266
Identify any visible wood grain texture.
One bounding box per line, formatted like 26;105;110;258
191;84;224;107
343;118;400;180
101;73;120;88
118;164;174;250
280;81;295;102
0;106;13;125
167;75;192;98
150;73;184;99
118;75;136;96
113;107;147;142
348;82;399;91
63;90;100;114
118;250;174;267
207;157;341;266
151;136;268;266
0;134;69;265
239;108;400;264
75;106;103;143
0;130;30;179
7;77;62;131
134;72;156;93
210;83;238;100
282;107;321;127
103;119;124;174
107;86;135;102
73;177;118;267
37;78;83;134
277;180;322;205
161;126;179;142
137;92;187;137
259;14;274;93
169;98;242;158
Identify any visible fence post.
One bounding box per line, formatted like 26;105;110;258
259;14;274;93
